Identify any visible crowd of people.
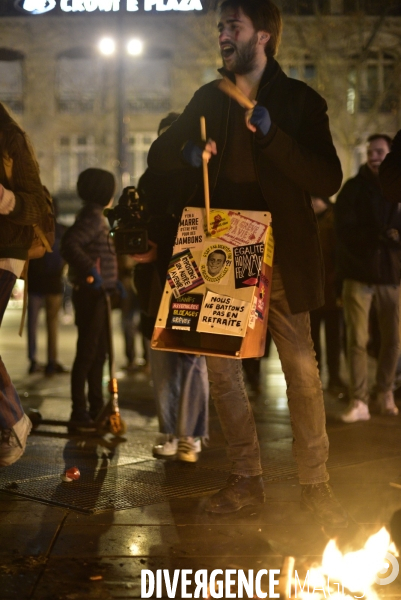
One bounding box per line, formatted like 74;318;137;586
0;0;400;530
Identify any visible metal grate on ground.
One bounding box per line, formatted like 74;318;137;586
0;459;230;513
1;420;401;513
0;433;298;513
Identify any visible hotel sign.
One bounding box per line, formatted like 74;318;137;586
14;0;203;13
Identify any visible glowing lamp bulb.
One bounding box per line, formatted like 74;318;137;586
99;37;116;56
127;39;143;56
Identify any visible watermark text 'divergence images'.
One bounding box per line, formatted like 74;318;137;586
141;558;400;599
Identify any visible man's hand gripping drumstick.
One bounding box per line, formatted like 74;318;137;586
216;76;272;136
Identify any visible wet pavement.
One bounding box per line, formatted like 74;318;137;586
1;306;401;599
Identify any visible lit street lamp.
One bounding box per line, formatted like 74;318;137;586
126;39;143;56
98;34;143;191
98;37;116;56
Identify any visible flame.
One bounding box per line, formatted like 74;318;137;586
296;527;397;600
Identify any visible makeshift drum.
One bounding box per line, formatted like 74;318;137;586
151;206;273;358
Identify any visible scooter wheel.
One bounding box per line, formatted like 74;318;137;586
27;409;42;429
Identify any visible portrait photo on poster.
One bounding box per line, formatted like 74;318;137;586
200;243;232;285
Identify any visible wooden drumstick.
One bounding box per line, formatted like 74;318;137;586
200;116;211;235
216;76;254;110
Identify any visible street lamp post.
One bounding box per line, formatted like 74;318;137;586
98;33;143;193
117;45;126;191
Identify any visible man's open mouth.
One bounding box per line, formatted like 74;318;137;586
220;44;235;58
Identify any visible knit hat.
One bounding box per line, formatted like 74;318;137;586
77;168;115;207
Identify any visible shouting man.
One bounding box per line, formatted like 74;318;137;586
148;0;346;527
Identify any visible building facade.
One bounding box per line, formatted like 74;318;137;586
0;0;400;214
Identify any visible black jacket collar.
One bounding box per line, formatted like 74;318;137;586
217;57;281;96
359;163;381;189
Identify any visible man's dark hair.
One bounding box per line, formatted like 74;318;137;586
367;133;393;149
219;0;282;57
208;249;226;261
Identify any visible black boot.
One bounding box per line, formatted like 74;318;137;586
205;474;265;513
301;482;348;528
68;410;97;434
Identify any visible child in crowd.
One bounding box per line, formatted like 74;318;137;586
60;168;118;432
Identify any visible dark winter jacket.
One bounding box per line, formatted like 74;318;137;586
60;202;117;290
28;221;66;295
335;164;401;285
379;129;401;203
0;132;48;259
148;58;343;314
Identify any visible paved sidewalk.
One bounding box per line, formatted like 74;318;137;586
1;307;401;599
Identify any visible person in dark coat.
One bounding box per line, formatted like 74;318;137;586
380;129;401;203
335;134;401;422
310;196;346;394
27;197;69;376
60;168;118;431
148;0;347;527
133;112;209;463
116;254;146;372
379;130;401;394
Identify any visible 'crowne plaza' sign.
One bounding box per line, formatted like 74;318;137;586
15;0;203;13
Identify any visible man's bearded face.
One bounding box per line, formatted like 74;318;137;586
220;32;259;75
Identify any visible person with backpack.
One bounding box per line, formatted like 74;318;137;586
0;102;48;466
60;168;118;432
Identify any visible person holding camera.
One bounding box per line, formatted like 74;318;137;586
335;134;401;422
133;113;209;463
60;168;118;432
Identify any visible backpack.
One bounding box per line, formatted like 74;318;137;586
2;155;55;260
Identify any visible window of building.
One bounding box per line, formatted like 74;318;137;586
55;134;96;193
279;0;401;14
126;132;157;185
285;55;317;84
56;48;101;114
344;0;401;14
280;0;330;14
347;51;399;115
124;56;171;113
0;48;24;114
